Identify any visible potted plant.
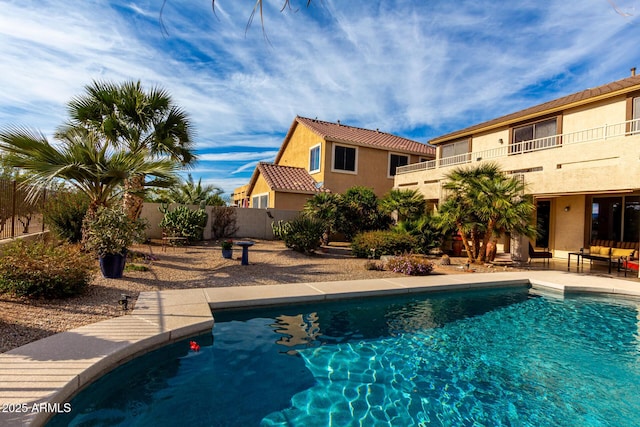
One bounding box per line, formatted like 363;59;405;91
83;206;147;278
221;239;233;259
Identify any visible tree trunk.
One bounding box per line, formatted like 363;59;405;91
457;224;474;263
124;175;146;220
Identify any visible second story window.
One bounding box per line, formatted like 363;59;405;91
333;144;357;173
309;144;321;173
440;139;469;166
512;117;558;153
632;97;640;133
388;153;409;177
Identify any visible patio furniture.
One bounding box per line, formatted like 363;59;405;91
234;240;255;265
161;232;188;252
567;251;583;272
580;243;636;275
621;257;639;277
528;242;552;266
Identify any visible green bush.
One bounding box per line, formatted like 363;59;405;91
43;190;90;243
280;216;324;254
394;214;445;254
351;230;417;258
386;254;434;276
159;205;208;242
0;239;94;298
83;206;147;256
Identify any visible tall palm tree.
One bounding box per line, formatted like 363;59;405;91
437;163;536;263
0;126;178;217
65;80;196;219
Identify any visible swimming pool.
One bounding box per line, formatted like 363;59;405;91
47;286;640;426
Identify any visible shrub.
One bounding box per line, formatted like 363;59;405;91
210;206;239;239
159;205;208;242
43;190;90;243
0;239;94;298
386;255;434;276
351;230;417;258
84;206;147;256
271;220;291;240
280;216;324;254
364;260;385;271
394;213;445;254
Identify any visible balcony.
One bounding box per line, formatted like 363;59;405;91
396;118;640;175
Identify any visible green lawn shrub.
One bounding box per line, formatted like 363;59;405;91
43;190;90;243
159;205;208;242
351;230;417;258
280;216;324;254
386;254;434;276
0;239;94;298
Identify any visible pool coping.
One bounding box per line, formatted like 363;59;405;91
1;270;639;426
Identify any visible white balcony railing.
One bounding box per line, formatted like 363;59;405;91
396;118;640;175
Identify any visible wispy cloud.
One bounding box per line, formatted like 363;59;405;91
1;0;639;195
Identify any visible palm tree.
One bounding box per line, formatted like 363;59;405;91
152;174;225;206
437;163;536;263
0;126;178;217
303;192;341;245
379;189;427;223
65;80;196;219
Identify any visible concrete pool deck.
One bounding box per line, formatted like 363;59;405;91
1;270;639;426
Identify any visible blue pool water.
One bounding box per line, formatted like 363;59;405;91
48;287;640;426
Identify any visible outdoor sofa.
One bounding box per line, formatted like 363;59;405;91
580;239;638;274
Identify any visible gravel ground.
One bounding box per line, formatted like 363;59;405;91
0;239;521;353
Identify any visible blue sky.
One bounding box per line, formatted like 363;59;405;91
1;1;639;198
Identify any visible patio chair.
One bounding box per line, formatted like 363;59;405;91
528;242;552;266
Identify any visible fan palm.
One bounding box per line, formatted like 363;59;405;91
303;192;341;245
437;163;536;263
0;126;178;216
66;80;196;219
163;174;224;206
379;189;427;223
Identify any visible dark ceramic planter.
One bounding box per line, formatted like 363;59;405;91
221;248;233;259
99;252;127;278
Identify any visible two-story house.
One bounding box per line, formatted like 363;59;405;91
234;116;435;210
394;71;640;260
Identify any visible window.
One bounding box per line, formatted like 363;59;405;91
439;139;469;166
309;144;321;173
388;153;409;177
590;195;640;242
511;118;558;153
333;144;357;173
632;97;640;133
251;193;269;209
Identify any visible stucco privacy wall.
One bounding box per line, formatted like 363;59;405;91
140;203;300;240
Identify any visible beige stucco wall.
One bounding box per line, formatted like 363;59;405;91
544;195;587;259
278;124;326;182
395;94;640;200
273;192;315;211
249;175;274;208
323;142;398;197
141;203;300;240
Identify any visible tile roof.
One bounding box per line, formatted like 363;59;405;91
257;162;324;193
430;73;640;144
295;116;435;156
